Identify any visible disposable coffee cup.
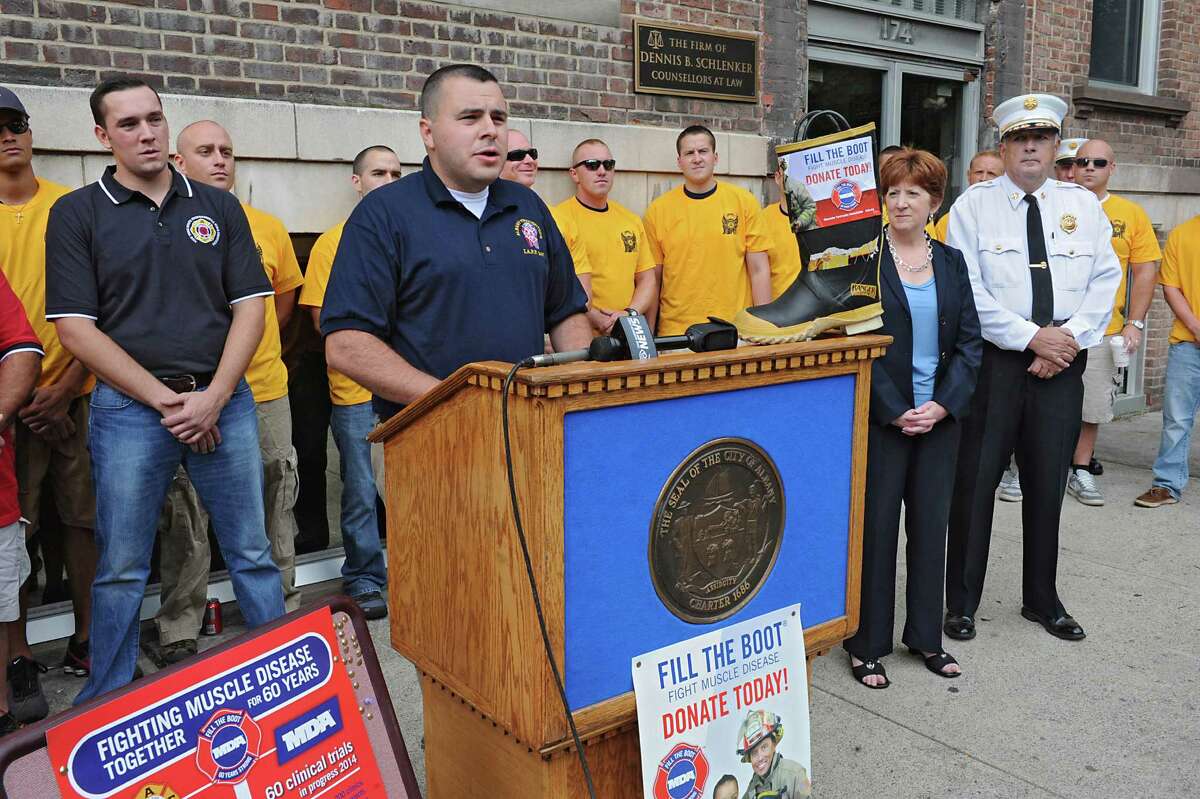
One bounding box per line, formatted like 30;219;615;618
1110;335;1130;368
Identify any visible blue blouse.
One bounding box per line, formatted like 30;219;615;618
902;275;939;407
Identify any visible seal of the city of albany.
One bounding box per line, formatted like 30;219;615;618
649;438;785;624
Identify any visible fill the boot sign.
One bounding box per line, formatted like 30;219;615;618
736;121;885;343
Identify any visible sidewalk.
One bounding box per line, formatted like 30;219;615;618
31;412;1198;797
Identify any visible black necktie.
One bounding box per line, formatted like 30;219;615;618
1024;194;1053;326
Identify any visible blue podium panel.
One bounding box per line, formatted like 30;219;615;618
562;375;856;710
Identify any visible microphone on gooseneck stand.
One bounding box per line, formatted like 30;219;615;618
520;335;625;368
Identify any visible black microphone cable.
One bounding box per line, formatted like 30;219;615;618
501;359;597;798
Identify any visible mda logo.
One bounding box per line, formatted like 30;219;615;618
275;696;344;765
653;742;710;799
831;179;863;211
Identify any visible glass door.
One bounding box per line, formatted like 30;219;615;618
807;47;979;199
900;73;965;206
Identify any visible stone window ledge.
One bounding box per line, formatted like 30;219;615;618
1072;82;1190;128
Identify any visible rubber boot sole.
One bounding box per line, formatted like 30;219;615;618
734;301;884;344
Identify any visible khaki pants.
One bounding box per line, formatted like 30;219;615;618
155;396;300;644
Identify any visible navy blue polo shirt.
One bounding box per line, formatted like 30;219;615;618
321;158;588;418
45;165;272;376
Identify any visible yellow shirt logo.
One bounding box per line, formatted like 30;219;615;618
721;213;739;235
621;230;637;252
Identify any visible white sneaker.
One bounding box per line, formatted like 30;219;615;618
1067;468;1105;506
998;468;1022;502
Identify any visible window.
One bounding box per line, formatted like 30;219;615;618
1089;0;1161;93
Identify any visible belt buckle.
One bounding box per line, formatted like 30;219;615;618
183;374;197;392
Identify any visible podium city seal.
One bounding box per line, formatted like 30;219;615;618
650;438;785;623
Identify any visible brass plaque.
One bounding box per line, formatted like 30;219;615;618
649;438;785;623
633;18;759;104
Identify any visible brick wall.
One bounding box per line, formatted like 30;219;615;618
0;0;769;132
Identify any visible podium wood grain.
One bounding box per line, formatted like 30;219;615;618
372;336;888;795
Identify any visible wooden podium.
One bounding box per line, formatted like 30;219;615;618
370;336;888;796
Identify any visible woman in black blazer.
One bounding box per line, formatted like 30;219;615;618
844;149;982;689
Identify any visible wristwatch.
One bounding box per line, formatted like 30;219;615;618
1128;319;1146;331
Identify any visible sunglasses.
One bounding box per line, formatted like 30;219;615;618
1073;157;1109;168
572;158;616;171
0;118;30;136
506;148;538;162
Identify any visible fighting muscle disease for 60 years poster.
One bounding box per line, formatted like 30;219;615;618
633;605;811;799
47;608;384;799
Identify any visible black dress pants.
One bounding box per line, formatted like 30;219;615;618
945;343;1086;620
844;417;961;660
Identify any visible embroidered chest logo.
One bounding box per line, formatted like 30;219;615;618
721;213;738;235
515;218;545;255
621;229;637;252
1111;218;1127;238
186;215;221;246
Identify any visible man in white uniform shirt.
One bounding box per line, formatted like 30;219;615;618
943;94;1120;643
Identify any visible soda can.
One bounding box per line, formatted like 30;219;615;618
202;598;223;636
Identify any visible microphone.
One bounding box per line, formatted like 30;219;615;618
521;335;625;368
656;316;740;354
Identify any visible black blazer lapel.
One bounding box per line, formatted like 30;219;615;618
931;241;952;323
880;240;912;320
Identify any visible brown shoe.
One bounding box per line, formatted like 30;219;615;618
1134;487;1178;508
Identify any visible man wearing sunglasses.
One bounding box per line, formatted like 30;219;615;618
0;86;99;720
551;139;657;335
500;130;538;188
1067;139;1160;507
1054;138;1086;182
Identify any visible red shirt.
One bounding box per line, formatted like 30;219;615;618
0;269;44;527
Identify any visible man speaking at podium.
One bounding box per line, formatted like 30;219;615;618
320;65;591;418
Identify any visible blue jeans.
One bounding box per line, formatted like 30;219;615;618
1151;342;1200;499
76;380;285;704
330;402;386;596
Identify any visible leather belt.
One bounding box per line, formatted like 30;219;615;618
159;372;215;393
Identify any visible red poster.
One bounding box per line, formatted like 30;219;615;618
46;608;385;799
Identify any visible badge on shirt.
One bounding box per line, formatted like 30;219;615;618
1059;213;1077;235
721;213;739;235
1111;218;1126;238
515;218;545;256
621;230;637;252
186;215;221;246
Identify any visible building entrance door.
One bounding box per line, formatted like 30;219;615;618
808;48;979;207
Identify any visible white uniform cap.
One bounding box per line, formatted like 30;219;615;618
992;93;1068;138
1056;137;1087;163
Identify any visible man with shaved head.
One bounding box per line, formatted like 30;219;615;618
145;118;304;666
1065;138;1161;506
500;128;537;187
297;145;402;620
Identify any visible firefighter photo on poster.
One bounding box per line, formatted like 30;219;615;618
632;605;811;799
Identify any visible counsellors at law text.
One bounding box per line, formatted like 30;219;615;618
843;149;982;689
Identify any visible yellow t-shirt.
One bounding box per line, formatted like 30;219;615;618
242;204;304;403
298;222;372;406
643;182;770;335
0;178;94;394
1101;193;1162;336
1159;215;1200;344
758;201;802;299
932;212;950;244
551;197;654;312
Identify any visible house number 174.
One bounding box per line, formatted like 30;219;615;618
879;17;915;44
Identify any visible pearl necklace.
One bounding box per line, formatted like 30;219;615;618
886;229;932;273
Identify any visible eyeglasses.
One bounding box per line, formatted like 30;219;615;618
572;158;616;171
0;118;30;136
1073;157;1109;168
506;148;538;162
